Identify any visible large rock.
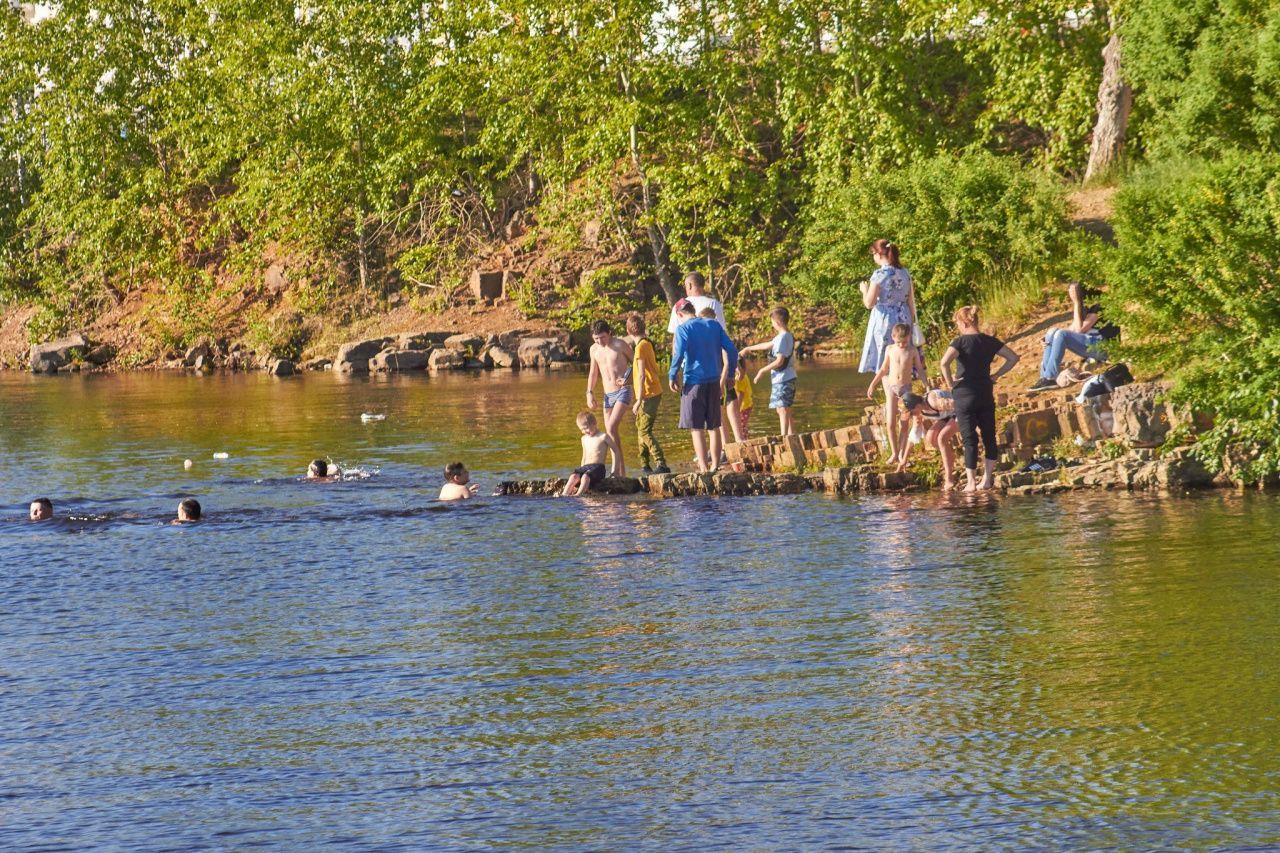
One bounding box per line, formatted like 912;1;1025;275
1111;382;1173;447
371;349;429;372
184;339;214;367
428;348;465;370
470;270;504;302
334;338;389;374
443;333;484;355
84;344;116;366
266;358;296;376
30;333;89;374
486;345;517;369
517;337;568;368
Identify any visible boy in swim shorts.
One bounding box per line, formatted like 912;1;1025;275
866;322;928;464
560;411;623;496
585;319;633;477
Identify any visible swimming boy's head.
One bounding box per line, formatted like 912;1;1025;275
698;306;716;319
444;461;469;484
29;497;52;521
307;458;329;479
770;306;790;329
891;322;911;344
626;313;645;336
590;319;612;346
576;410;598;434
900;391;925;416
177;498;202;522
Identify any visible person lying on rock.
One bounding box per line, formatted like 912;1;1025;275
560;411;622;497
439;461;479;501
1029;281;1120;393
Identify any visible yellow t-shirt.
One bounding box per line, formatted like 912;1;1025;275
735;371;753;411
632;338;663;400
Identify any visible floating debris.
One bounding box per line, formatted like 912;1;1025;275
212;452;229;459
360;412;386;422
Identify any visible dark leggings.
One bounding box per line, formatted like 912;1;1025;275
952;385;998;470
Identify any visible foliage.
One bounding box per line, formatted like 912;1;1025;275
1106;150;1280;481
792;152;1079;334
1098;438;1129;460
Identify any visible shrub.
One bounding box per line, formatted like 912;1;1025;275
1106;150;1280;481
791;152;1078;335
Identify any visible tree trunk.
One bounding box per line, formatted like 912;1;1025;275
620;69;682;305
1084;32;1132;183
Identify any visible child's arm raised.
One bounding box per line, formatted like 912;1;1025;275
739;340;772;354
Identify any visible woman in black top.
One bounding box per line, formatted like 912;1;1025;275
939;305;1020;492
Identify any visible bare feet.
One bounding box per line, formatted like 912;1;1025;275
941;479;955;491
978;477;994;490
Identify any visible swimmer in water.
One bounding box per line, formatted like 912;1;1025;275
439;461;479;501
307;459;340;480
29;497;53;521
175;498;202;523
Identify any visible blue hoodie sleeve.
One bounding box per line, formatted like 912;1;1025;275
718;324;738;377
668;324;687;383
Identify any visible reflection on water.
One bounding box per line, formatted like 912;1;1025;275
1;370;1279;847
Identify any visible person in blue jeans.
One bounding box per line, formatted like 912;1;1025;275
668;302;739;473
1030;282;1121;392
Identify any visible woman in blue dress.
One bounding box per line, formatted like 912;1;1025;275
858;239;919;373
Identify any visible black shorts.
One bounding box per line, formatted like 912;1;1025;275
679;382;722;430
572;463;606;486
723;386;738;404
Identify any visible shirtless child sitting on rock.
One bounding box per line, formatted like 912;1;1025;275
560;411;623;497
585;319;632;477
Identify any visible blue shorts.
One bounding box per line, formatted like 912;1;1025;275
769;379;796;409
604;386;634;411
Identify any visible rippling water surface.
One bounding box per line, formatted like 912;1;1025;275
2;367;1278;848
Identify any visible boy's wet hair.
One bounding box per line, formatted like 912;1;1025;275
771;306;790;324
626;313;645;334
444;461;467;480
698;306;716;319
179;498;202;520
576;410;597;426
677;300;696;316
31;497;52;513
891;322;911;339
590;319;611;335
308;458;329;477
900;392;925;412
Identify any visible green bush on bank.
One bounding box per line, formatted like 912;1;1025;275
1107;151;1280;481
791;152;1079;334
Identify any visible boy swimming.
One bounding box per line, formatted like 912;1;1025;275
439;461;479;501
175;498;202;523
29;497;52;521
560;411;623;496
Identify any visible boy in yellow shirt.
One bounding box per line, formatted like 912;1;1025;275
626;314;669;474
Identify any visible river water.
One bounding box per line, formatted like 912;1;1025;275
2;366;1278;848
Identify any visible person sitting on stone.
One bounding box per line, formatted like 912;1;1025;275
29;497;53;521
560;410;622;496
1029;281;1121;392
439;461;479;501
175;498;202;523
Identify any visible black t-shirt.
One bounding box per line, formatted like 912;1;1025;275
1082;287;1121;340
949;333;1005;391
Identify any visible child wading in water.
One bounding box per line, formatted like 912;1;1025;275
439;461;479;501
560;411;623;496
742;306;797;435
625;314;669;474
897;390;959;490
866;322;928;465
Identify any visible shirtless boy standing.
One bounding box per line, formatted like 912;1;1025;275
866;323;928;464
585;319;633;476
560;411;623;496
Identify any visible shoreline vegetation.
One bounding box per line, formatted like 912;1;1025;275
2;2;1278;482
